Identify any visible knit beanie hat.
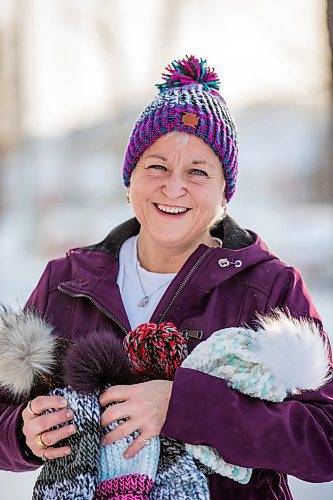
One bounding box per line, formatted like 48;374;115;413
181;311;331;484
33;386;101;499
150;437;209;500
122;55;239;202
0;307;160;500
123;322;210;499
34;331;160;500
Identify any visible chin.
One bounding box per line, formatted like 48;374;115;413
153;232;196;249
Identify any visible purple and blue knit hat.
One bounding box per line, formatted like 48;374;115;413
122;55;239;202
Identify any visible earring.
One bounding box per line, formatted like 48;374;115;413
126;191;130;204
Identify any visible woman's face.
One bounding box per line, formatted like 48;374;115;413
128;132;226;251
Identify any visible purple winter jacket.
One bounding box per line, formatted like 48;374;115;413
1;216;333;499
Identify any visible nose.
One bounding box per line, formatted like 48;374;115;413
161;171;187;198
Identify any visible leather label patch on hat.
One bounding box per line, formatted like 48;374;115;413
182;112;199;128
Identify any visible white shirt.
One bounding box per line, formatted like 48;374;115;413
117;236;176;329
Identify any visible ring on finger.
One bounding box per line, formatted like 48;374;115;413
140;436;150;446
27;400;39;417
36;433;48;450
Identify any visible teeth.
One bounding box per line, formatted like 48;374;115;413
156;204;188;214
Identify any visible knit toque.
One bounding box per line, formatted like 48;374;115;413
122;55;239;202
36;331;160;500
123;322;210;499
0;311;160;500
150;437;209;500
33;387;101;499
181;311;331;484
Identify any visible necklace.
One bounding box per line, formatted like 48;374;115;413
136;261;174;308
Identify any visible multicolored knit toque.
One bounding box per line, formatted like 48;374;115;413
124;322;210;500
43;331;160;500
33;387;101;499
0;312;160;500
122;54;239;202
150;437;210;500
181;310;331;484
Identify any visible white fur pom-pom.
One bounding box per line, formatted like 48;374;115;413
254;310;331;394
0;306;56;398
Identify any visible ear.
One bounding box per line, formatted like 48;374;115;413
220;178;226;207
221;196;226;212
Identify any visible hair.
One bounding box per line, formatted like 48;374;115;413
164;130;190;146
209;205;227;230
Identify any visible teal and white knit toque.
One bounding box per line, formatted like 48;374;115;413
182;311;331;484
99;413;160;484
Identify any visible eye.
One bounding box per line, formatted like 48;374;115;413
147;164;167;171
189;168;208;177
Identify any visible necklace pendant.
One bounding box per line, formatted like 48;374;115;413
138;296;150;307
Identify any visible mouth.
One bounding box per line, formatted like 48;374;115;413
154;203;191;216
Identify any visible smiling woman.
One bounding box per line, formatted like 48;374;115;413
1;55;333;500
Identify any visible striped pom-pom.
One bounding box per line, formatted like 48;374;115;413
156;55;220;93
123;322;188;380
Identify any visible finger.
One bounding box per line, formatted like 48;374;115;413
40;445;72;461
23;395;67;419
123;435;149;459
100;403;129;428
29;407;75;435
101;420;135;446
99;385;129;407
39;424;77;448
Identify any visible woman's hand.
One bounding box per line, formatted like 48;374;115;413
22;395;76;460
99;380;173;458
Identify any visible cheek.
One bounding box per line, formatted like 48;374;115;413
128;187;151;220
195;187;223;212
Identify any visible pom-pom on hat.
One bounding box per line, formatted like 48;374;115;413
122;55;239;202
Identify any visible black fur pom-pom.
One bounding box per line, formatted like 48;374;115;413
63;331;135;392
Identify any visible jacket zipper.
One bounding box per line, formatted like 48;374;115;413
58;285;128;335
159;247;212;323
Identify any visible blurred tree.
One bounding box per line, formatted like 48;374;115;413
329;0;333;74
0;1;22;153
0;1;23;215
323;0;333;201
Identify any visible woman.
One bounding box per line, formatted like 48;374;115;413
1;55;333;499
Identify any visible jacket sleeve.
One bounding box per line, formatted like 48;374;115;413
0;262;52;471
161;266;333;482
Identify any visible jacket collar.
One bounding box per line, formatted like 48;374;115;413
60;216;275;334
82;215;255;259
